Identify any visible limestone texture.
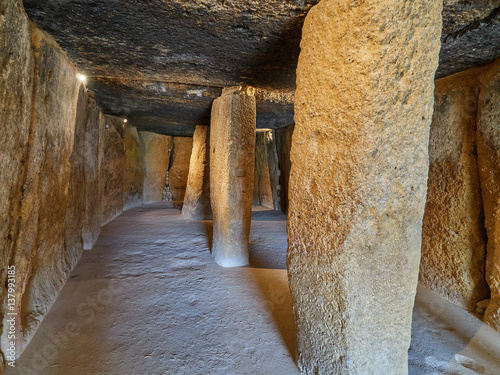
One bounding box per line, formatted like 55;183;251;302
420;70;489;311
0;0;34;366
182;126;212;220
210;87;256;267
287;1;442;374
169;137;193;207
266;131;280;211
8;23;81;357
123;124;144;210
253;132;274;209
275;123;294;215
82;93;106;250
139;131;172;203
100;116;126;225
478;60;500;330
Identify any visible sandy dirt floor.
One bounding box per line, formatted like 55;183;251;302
6;203;500;375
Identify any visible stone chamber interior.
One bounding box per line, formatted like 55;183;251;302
1;0;500;374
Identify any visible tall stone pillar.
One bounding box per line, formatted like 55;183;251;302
478;61;500;330
183;125;212;219
210;87;256;267
287;1;442;374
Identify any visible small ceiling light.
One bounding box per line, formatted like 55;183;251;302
123;119;128;123
77;73;87;83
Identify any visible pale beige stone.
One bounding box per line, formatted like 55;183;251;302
138;131;172;203
182;126;212;220
420;70;489;311
123;124;144;210
266;131;279;211
288;0;442;373
478;60;500;330
10;23;81;355
169;137;193;207
253;132;274;209
0;1;34;365
82;93;106;250
100;116;126;225
210;87;256;267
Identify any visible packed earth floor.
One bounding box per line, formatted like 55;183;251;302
8;203;500;375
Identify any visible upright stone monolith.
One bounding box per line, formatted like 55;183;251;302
210;87;256;267
287;0;442;374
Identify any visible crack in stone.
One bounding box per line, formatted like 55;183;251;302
444;6;500;43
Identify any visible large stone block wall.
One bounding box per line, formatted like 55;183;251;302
275;123;294;215
288;0;442;374
420;69;489;311
138;131;172;204
253;132;274;209
420;58;500;330
0;12;145;368
169;137;193;207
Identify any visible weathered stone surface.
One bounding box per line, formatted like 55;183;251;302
287;1;442;374
253;132;274;209
82;93;105;250
22;0;500;135
182;126;212;220
275;123;294;215
0;0;34;365
266;131;280;211
210;87;256;267
11;23;81;356
138;131;172;203
100;115;126;225
169;137;193;207
64;84;88;273
123;123;144;210
477;59;500;330
420;70;489;311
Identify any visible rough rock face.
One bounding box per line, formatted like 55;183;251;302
253;132;274;209
169;137;193;207
182;126;212;220
10;23;81;356
287;1;442;374
478;60;500;329
267;131;280;211
0;0;34;366
123;124;144;209
139;131;172;203
82;94;106;249
100;116;126;225
420;70;489;311
210;87;256;267
275;123;294;214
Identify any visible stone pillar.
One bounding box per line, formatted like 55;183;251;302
253;131;274;209
275;123;294;215
210;87;256;267
169;136;193;207
183;125;212;219
478;61;500;330
266;131;280;211
287;1;442;374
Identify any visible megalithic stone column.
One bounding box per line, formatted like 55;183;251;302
287;1;442;374
478;61;500;330
183;125;212;220
210;87;256;267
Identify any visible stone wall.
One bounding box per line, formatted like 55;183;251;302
275;123;294;215
253;132;274;209
139;131;172;204
0;12;144;367
420;58;500;330
169;137;193;207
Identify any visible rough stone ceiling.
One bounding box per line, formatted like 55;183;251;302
23;0;500;136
